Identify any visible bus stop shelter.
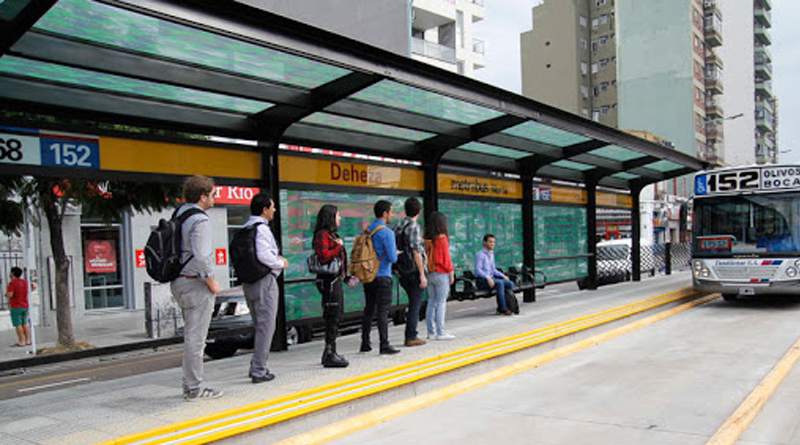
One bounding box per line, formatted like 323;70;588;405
0;0;707;347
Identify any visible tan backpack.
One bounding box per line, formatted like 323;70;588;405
349;225;390;283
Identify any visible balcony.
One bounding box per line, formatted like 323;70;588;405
706;145;725;166
755;58;773;80
754;5;772;27
412;37;456;63
706;121;724;142
705;49;723;69
704;1;722;18
756;80;773;98
756;0;772;12
756;112;774;131
705;97;724;118
756;132;775;150
755;25;772;45
705;69;724;94
755;46;772;64
704;15;723;47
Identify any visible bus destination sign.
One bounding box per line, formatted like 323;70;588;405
695;166;800;196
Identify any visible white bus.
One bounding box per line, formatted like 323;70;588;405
692;165;800;300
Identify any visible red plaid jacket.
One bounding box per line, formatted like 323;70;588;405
313;230;347;277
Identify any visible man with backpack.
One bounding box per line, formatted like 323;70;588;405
393;198;427;348
359;200;400;355
170;175;222;401
239;193;288;384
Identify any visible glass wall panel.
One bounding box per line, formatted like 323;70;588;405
535;206;587;281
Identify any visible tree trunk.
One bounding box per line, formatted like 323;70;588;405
39;181;75;348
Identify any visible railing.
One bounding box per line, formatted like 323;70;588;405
0;252;24;311
412;37;456;63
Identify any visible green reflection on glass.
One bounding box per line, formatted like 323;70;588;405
643;160;684;172
352;81;503;125
458;142;531;159
34;0;350;88
589;145;646;161
0;0;31;22
534;206;587;281
552;160;595;171
503;121;590;147
612;172;640;180
302;113;434;141
0;56;273;113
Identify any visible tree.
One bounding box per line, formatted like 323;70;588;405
5;176;181;348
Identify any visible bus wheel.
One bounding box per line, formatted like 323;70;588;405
722;293;738;302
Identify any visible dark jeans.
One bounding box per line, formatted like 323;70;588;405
399;273;424;341
362;276;393;348
317;275;343;346
476;277;514;312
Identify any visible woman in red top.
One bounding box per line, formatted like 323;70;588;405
423;212;455;340
5;267;31;347
312;205;350;368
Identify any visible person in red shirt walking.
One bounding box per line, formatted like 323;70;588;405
5;267;32;347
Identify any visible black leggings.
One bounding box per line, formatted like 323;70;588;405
318;276;344;345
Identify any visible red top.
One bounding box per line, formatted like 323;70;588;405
313;230;348;277
6;278;29;308
431;235;454;274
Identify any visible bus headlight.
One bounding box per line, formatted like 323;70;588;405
701;268;710;278
795;259;800;269
787;267;798;278
693;261;710;278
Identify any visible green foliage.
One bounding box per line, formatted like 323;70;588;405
0;176;23;235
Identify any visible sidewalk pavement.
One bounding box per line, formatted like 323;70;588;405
0;272;693;445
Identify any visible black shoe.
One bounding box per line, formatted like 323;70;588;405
252;372;275;384
322;352;350;368
379;345;400;355
360;342;372;352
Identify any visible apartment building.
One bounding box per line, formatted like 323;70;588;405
520;0;777;169
239;0;486;76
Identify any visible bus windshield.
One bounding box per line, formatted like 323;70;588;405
694;193;800;256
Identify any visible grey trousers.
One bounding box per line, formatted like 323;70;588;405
243;273;279;378
171;277;215;392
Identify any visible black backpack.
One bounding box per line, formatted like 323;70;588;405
393;222;417;276
145;207;204;283
230;222;271;284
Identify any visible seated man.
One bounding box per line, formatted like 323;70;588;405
474;234;515;316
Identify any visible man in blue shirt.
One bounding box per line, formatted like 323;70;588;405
474;234;515;316
360;200;400;355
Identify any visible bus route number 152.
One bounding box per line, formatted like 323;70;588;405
703;170;760;194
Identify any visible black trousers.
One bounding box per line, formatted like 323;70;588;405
361;276;393;348
318;275;343;346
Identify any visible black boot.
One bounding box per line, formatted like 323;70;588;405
322;343;349;368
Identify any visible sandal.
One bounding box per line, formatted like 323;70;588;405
11;343;24;347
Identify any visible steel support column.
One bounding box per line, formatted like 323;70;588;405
631;185;643;282
586;180;598;290
522;174;535;302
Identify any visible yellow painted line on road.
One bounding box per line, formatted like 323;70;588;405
96;288;705;445
705;332;800;445
274;293;721;445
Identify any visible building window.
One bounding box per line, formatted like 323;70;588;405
581;62;588;75
591;40;598;52
599;36;608;46
592;18;599;29
581;85;589;98
593;87;598;96
601;82;609;91
593;109;600;121
580;15;587;27
596;0;607;5
600;14;609;25
592;63;598;73
601;105;610;114
582;108;590;118
599;59;608;69
580;38;588;50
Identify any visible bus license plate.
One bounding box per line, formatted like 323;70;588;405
739;287;755;296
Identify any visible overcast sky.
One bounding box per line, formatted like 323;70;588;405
473;0;798;164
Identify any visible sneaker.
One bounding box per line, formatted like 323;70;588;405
436;333;455;341
184;387;223;401
379;345;400;355
404;338;426;347
252;373;276;384
426;333;435;340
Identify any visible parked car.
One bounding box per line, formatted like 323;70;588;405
203;287;255;359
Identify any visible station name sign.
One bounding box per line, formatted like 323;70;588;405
695;165;800;196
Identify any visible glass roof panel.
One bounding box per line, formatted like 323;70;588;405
33;0;350;88
612;172;640;180
301;113;434;141
643;160;684;172
0;56;273;113
458;142;531;159
351;80;503;125
552;160;595;171
589;145;646;161
1;0;32;22
502;121;590;147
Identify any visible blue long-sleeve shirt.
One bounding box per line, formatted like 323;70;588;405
474;248;503;280
367;219;397;278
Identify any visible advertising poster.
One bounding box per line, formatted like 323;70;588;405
85;240;117;274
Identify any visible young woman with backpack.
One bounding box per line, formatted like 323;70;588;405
423;211;455;340
312;205;352;368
